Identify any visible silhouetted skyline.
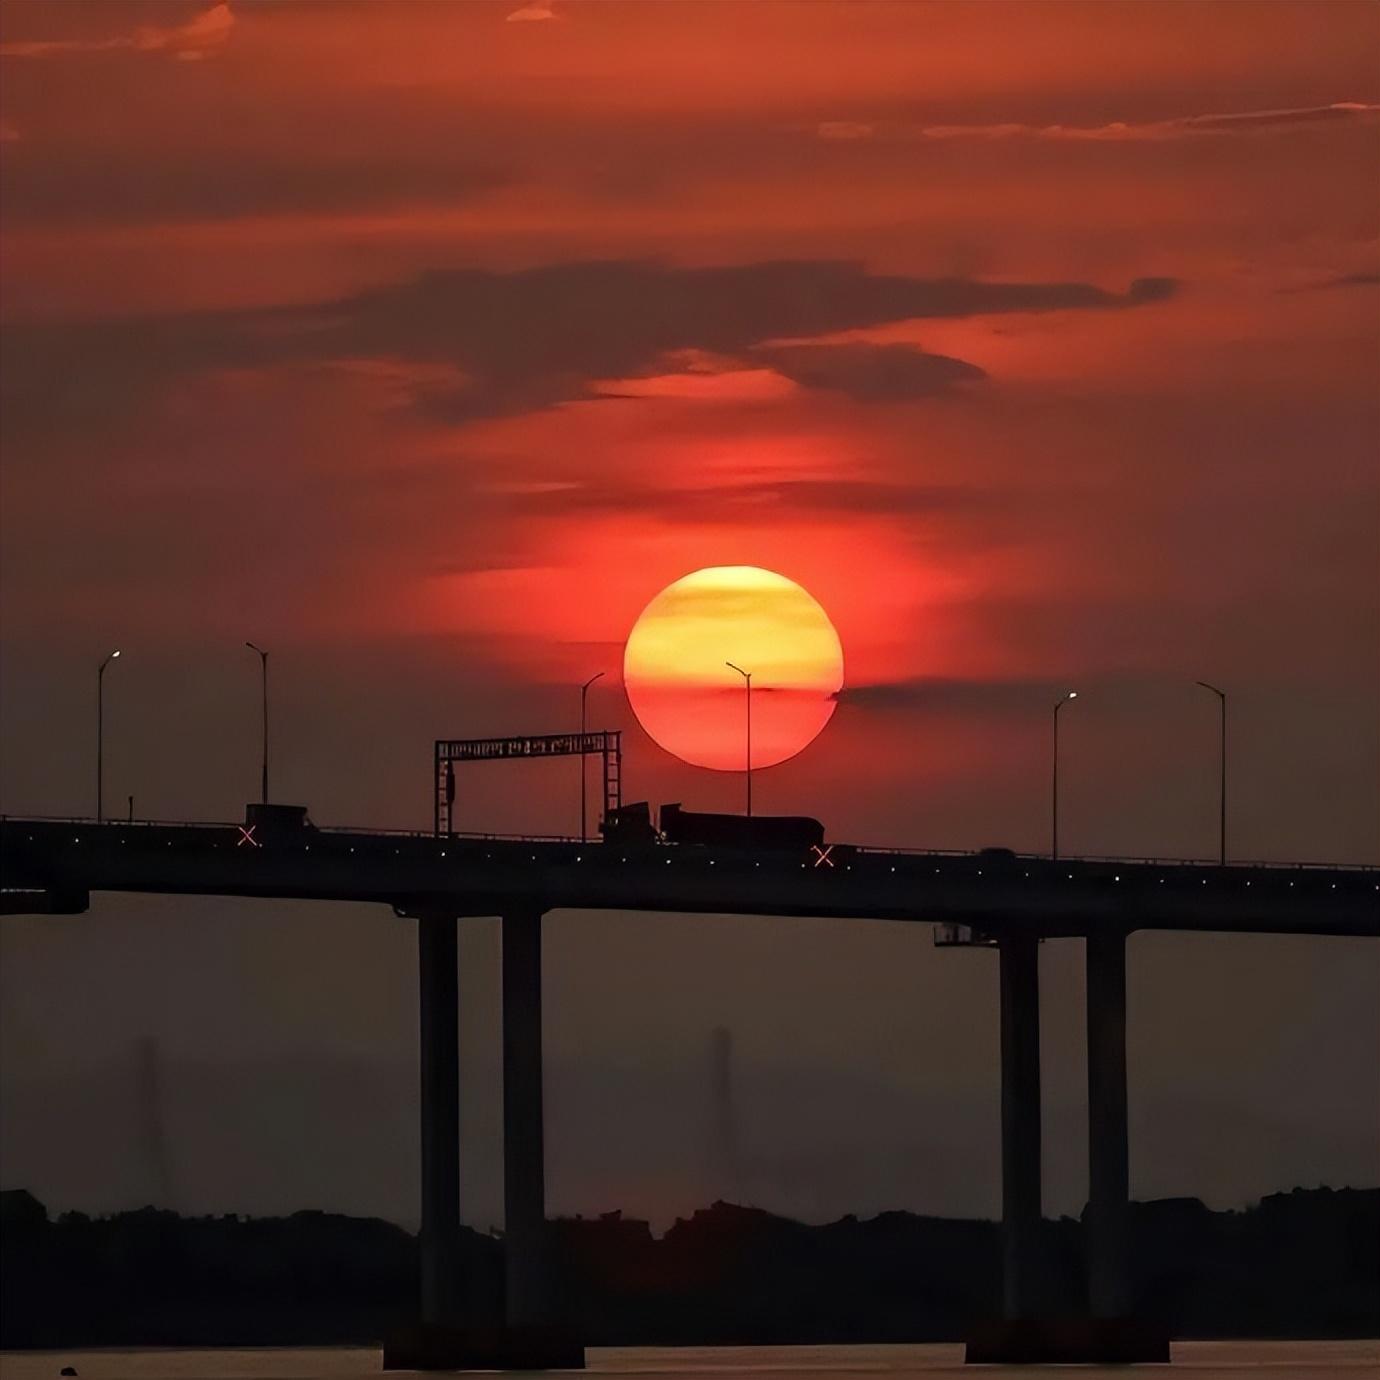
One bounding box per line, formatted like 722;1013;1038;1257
5;1188;1376;1347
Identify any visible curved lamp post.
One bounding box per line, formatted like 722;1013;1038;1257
1052;690;1078;860
245;643;269;805
97;649;121;821
726;662;752;818
1196;681;1227;865
579;671;605;842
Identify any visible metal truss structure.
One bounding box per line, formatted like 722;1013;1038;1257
433;732;623;838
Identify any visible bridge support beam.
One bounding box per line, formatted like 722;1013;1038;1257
418;913;461;1327
1086;928;1130;1318
502;908;548;1328
998;933;1042;1320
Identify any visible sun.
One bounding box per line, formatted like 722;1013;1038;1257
623;566;844;772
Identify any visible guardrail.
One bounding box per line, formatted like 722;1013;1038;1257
4;814;1377;871
0;814;582;845
856;843;1378;872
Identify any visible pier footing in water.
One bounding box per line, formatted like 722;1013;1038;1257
965;1317;1170;1364
383;1323;585;1371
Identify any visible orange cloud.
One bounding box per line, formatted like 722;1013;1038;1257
816;121;874;141
830;102;1380;144
506;2;558;22
0;2;233;61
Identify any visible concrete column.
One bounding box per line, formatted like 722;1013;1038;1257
1086;928;1130;1317
502;908;547;1327
999;933;1042;1319
418;913;461;1325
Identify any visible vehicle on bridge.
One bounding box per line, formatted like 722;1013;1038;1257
599;801;658;845
601;801;827;851
244;802;318;843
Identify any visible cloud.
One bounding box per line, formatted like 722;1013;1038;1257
0;259;1176;439
819;102;1380;145
834;676;1067;713
757;344;985;402
816;122;874;142
262;263;1176;424
506;1;557;20
0;2;233;61
1163;102;1380;134
592;341;986;405
478;476;994;525
0;146;507;226
833;673;1176;715
1279;271;1380;294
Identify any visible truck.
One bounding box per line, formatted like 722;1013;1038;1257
243;802;317;842
601;802;825;851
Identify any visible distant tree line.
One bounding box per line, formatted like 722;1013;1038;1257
2;1187;1376;1348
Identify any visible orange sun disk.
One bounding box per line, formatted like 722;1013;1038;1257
623;566;845;771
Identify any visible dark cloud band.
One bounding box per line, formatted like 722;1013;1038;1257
1;259;1177;441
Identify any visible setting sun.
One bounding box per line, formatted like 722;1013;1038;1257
623;566;845;771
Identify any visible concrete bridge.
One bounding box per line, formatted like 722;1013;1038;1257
3;814;1376;1365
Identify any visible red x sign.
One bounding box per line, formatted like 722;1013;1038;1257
811;844;835;869
237;825;260;848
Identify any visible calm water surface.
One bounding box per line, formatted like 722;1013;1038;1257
3;1341;1377;1380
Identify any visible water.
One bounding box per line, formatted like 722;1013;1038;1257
2;1341;1377;1379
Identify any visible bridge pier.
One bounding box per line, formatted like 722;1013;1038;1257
968;928;1166;1364
1086;928;1130;1319
387;910;583;1371
998;933;1043;1320
418;913;461;1326
502;907;548;1328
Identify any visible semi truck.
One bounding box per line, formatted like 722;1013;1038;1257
602;802;825;851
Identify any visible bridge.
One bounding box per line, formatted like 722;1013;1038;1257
3;813;1376;1366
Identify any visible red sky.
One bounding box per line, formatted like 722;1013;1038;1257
2;0;1376;862
0;1;1377;1229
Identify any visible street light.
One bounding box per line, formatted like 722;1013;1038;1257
245;643;269;805
579;671;605;842
97;650;121;822
726;662;752;818
1196;681;1227;865
1052;690;1078;860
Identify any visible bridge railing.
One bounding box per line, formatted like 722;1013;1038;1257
0;814;582;845
318;825;582;844
855;843;1377;872
3;816;1374;871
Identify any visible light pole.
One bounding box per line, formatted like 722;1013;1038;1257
245;643;269;805
579;671;604;842
726;662;752;818
1196;681;1226;865
97;650;121;822
1052;690;1078;860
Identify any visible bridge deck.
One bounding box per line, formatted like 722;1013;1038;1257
3;817;1376;936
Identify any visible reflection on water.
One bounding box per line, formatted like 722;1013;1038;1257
2;1340;1378;1380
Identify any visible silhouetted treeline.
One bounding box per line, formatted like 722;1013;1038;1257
2;1186;1376;1348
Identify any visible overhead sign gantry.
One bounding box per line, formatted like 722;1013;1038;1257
433;731;622;838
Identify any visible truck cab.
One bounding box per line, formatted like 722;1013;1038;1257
244;803;317;842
